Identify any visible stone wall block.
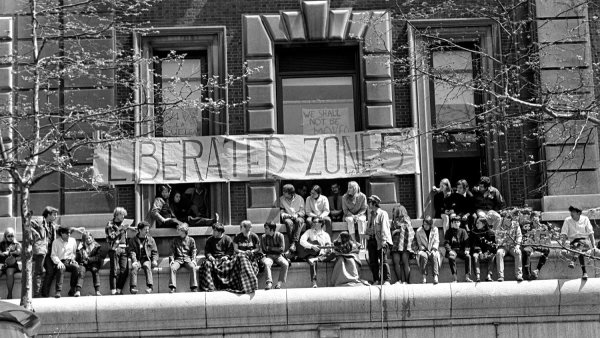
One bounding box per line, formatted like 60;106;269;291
365;79;393;103
64;88;115;110
0;41;12;63
248;184;277;208
0;67;12;90
539;43;588;68
0;195;11;217
558;278;600;315
243;15;273;57
540;69;593;93
544;120;597;145
347;11;370;39
328;8;351;40
246;83;275;108
535;0;587;18
246;207;280;224
367;180;397;203
0;17;12;38
367;105;394;128
537;18;587;43
365;54;391;78
302;0;328;40
247;108;276;133
35;297;98;335
547;170;600;195
262;14;289;41
287;286;371;324
246;59;274;82
64;190;115;214
206;290;287;327
364;11;391;52
371;283;451;321
545;144;599;171
282;11;306;41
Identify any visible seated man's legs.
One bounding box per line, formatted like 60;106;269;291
129;262;140;292
66;260;82;296
509;246;523;280
275;255;289;286
345;216;356;241
183;261;198;291
262;256;275;286
284;218;305;252
54;262;66;296
496;247;506;280
457;250;472;280
307;256;319;286
522;246;533;277
142;260;154;292
169;261;181;291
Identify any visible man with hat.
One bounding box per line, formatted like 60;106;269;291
443;214;472;282
365;195;392;285
560;204;596;280
46;225;83;298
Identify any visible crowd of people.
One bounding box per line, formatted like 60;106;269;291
0;177;598;299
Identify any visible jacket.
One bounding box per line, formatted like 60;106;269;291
30;217;55;255
444;227;469;253
469;225;496;254
496;220;522;248
128;234;159;264
365;208;393;250
415;226;440;252
76;241;103;269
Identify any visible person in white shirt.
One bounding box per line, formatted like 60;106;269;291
299;217;333;288
305;185;332;237
280;184;306;253
561;205;596;280
47;226;83;298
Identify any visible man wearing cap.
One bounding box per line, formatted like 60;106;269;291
365;195;392;285
561;205;596;280
46;226;83;298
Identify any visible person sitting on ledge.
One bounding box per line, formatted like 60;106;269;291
560;205;597;280
186;183;219;227
305;185;332;237
472;176;504;229
365;195;392;286
390;202;414;284
299;217;333;288
0;228;22;299
415;216;440;284
444;214;472;283
280;184;306;254
342;181;368;246
261;222;289;290
331;231;367;287
520;210;550;280
199;223;259;293
150;184;181;228
328;183;344;222
470;216;496;282
47;226;82;298
128;221;158;294
169;223;198;293
76;232;103;296
495;210;523;282
233;220;263;275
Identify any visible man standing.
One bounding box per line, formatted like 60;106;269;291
365;195;392;286
261;222;289;290
280;184;306;253
328;183;343;222
561;205;596;280
30;206;58;298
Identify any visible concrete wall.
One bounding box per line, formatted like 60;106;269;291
5;278;599;337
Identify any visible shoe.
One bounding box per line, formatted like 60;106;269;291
68;289;75;297
476;274;481;282
465;276;474;283
169;287;176;293
531;269;539;280
130;288;138;295
289;243;296;252
55;293;61;298
422;275;427;284
265;282;273;290
433;275;439;285
312;281;318;288
452;274;458;283
74;291;81;297
516;275;524;282
110;289;117;295
116;289;122;295
191;288;198;292
497;277;504;282
95;291;102;296
275;282;282;289
568;261;575;269
373;280;380;286
145;287;153;294
383;281;391;286
582;273;588;280
485;274;493;282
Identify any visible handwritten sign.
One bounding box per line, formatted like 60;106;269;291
302;108;351;134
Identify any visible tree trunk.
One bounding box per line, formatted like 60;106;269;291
19;185;34;311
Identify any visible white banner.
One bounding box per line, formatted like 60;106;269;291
93;128;419;184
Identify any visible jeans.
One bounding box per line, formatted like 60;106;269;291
522;246;549;274
130;259;154;288
78;265;100;291
41;254;57;297
109;249;129;290
169;261;197;290
472;252;495;276
417;250;440;276
284;218;305;247
447;249;472;275
262;254;289;283
367;238;390;282
391;251;411;283
54;260;82;294
33;254;46;297
496;246;522;278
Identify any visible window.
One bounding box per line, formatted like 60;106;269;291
276;44;361;134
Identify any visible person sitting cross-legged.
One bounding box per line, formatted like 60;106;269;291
76;232;103;296
128;221;158;294
168;223;198;293
444;214;472;283
365;195;392;286
48;226;83;298
415;216;441;284
261;222;289;290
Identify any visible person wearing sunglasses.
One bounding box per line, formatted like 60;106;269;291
0;228;22;299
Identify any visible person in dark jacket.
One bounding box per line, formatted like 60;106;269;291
128;221;159;294
452;179;475;231
444;214;472;282
150;185;181;228
76;232;103;296
105;206;135;295
470;216;497;282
